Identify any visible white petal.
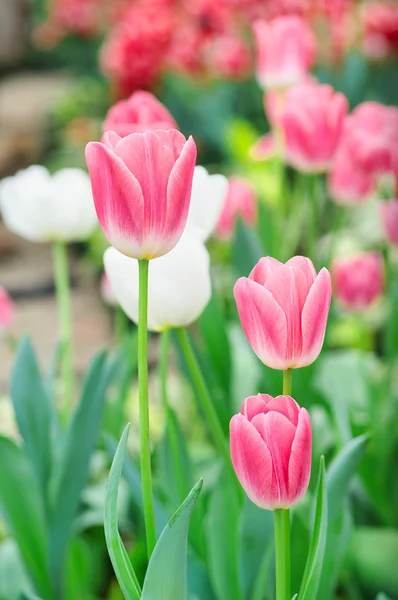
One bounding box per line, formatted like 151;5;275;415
186;166;228;242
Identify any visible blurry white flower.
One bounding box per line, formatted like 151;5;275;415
186;166;228;242
0;165;97;243
104;234;211;331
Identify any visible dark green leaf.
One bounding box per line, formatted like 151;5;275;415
141;479;203;600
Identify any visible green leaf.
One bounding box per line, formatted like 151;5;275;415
376;594;392;600
0;539;31;600
20;594;43;600
49;350;111;587
233;219;263;279
298;456;327;600
206;470;243;600
141;479;203;600
104;423;141;600
0;437;52;599
10;337;53;501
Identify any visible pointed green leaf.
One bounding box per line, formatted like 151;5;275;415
10;337;53;500
0;437;52;599
298;456;327;600
104;424;141;600
141;479;203;600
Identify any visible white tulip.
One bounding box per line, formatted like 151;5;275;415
186;166;228;242
0;165;97;243
104;235;212;331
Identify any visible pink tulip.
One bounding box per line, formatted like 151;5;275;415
216;177;257;239
281;83;348;173
332;253;384;311
362;1;398;59
0;286;15;333
85;129;197;259
328;144;375;205
381;199;398;246
253;16;316;90
102;90;177;138
230;394;312;510
234;256;332;370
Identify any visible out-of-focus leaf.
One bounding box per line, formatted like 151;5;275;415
0;540;31;600
0;437;52;599
298;456;327;600
348;528;398;598
233;219;263;279
206;470;243;600
229;326;261;414
188;558;217;600
376;593;392;600
141;479;203;600
104;424;141;600
20;594;43;600
317;503;351;600
10;338;53;502
250;539;274;600
49;350;112;586
64;537;94;600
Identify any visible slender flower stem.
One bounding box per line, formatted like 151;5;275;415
283;369;292;396
283;509;291;599
176;327;233;476
52;241;73;412
159;329;186;502
138;259;157;559
274;508;291;600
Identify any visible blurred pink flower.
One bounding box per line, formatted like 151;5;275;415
332;253;384;311
103;91;177;137
362;1;398;59
380;199;398;246
253;15;316;89
85;129;197;259
207;34;252;79
230;394;312;510
216;177;257;239
0;287;15;334
234;256;332;370
281;83;348;173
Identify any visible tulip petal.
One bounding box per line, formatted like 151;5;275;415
241;394;273;421
234;277;288;370
230;414;273;509
264;395;300;426
298;268;332;367
249;256;283;285
288;408;312;504
102;130;122;149
286;256;316;287
252;412;296;507
86;142;145;257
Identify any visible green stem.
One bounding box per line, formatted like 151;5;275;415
176;327;233;475
283;369;292;396
159;330;187;502
138;259;157;559
274;509;291;600
52;242;73;413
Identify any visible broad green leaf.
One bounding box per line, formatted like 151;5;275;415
141;479;203;600
298;456;327;600
104;424;141;600
0;437;52;599
49;350;112;586
317;503;351;600
10;337;53;501
206;470;243;600
233;218;263;279
64;537;94;600
348;528;398;598
327;434;368;522
0;540;31;600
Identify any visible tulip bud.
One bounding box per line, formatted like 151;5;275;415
230;394;312;510
0;286;15;334
103;234;211;331
216;177;257;239
332;253;384;311
281;83;348;173
234;256;332;370
253;16;316;90
380;199;398;246
0;166;97;243
186;166;228;242
102;90;177;138
86;129;197;259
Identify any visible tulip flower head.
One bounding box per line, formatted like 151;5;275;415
186;166;228;242
104;234;211;331
0;286;15;334
86;129;197;259
253;16;316;90
0;166;97;243
332;252;384;311
234;256;332;370
216;177;257;239
281;83;348;173
102;90;177;138
230;394;312;510
381;199;398;246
